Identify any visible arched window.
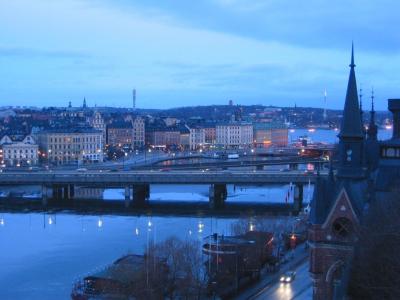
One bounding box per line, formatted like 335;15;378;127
332;218;353;239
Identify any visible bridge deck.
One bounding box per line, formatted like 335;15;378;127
0;171;324;186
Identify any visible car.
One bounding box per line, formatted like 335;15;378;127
76;168;88;172
280;271;296;283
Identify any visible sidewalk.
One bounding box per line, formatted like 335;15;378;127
233;244;309;300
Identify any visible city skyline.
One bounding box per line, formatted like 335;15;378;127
1;0;400;109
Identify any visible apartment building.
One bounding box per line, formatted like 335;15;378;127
0;135;39;166
36;127;103;165
216;122;253;148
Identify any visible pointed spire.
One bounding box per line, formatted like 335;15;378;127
337;43;366;179
350;41;355;68
339;43;364;138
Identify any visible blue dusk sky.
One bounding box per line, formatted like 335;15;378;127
0;0;399;109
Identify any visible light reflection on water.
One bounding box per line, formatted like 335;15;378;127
0;212;235;300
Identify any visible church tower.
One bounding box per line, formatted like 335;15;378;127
337;44;366;178
309;44;368;300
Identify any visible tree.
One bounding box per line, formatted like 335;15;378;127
143;237;208;300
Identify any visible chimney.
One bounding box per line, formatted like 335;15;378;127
388;99;400;139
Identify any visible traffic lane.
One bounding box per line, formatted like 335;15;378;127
253;261;311;300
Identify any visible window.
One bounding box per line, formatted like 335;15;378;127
386;148;395;157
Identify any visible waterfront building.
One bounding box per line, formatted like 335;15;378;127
0;134;38;166
146;125;181;149
188;125;206;150
179;125;190;150
88;111;106;147
36;127;103;165
106;121;133;149
132;117;145;149
216;122;253;149
204;125;216;144
253;122;288;147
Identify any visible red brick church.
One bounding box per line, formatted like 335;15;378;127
308;44;400;299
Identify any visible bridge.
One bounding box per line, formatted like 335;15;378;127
0;170;324;211
146;157;327;171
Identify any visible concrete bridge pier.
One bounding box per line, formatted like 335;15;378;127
209;183;227;209
52;185;62;200
51;184;73;201
68;184;75;200
293;183;304;214
132;184;150;206
41;185;48;206
63;185;69;200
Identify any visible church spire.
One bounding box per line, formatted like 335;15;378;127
367;87;378;140
337;43;366;178
339;43;364;138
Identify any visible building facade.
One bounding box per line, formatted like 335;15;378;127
106;122;134;148
88;111;106;147
204;126;216;144
188;126;206;150
36;128;103;165
216;122;253;148
0;135;39;166
253;122;288;147
132;117;145;149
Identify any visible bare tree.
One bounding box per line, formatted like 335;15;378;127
143;236;208;300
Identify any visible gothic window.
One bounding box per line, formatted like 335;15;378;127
332;218;353;239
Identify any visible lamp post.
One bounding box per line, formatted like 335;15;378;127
48;149;52;166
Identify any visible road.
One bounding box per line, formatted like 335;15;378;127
252;260;312;300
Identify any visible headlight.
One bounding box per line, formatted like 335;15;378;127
280;277;285;282
285;277;291;282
